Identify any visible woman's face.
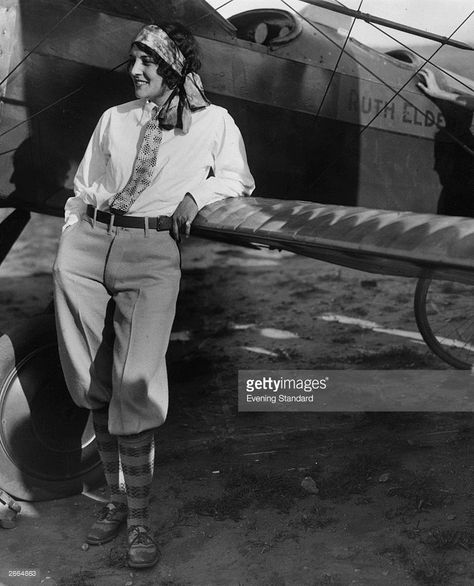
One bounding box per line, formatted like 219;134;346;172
128;46;170;103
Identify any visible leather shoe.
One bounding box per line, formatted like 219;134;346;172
86;502;127;545
127;525;160;568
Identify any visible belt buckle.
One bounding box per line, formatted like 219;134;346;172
155;216;162;231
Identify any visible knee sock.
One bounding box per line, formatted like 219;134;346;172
118;430;155;531
92;408;127;508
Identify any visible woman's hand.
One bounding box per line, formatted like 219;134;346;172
417;69;456;102
171;193;198;242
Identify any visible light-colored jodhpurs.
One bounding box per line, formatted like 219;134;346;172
53;216;181;435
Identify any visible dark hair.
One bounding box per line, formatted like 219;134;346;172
132;22;201;89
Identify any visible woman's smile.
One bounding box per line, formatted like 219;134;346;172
129;47;171;103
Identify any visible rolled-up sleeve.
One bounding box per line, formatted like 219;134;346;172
62;111;111;224
189;110;255;210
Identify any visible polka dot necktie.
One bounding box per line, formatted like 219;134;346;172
109;106;162;214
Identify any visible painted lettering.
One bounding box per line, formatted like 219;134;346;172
346;90;443;133
402;102;412;123
348;89;359;112
384;102;395;120
425;110;436;127
413;107;423;126
361;95;372;114
373;98;384;113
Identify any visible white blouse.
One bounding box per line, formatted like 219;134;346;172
65;98;255;224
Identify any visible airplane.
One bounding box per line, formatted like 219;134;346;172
0;0;473;503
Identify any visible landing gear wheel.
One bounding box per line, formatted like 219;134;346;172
0;314;102;501
414;277;474;370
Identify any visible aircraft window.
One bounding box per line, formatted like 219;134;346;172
385;50;416;64
229;10;302;46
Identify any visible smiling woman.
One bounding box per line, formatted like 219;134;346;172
51;20;254;569
128;47;170;103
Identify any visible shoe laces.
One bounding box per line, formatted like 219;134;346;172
98;503;124;521
128;525;154;546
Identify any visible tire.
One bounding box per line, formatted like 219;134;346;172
0;314;102;501
414;277;474;370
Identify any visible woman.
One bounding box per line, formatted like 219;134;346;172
53;22;254;568
417;68;474;216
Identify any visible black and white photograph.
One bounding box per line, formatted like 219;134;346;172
0;0;473;584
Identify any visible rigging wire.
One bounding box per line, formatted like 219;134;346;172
0;61;127;140
192;0;236;24
334;0;474;95
313;0;364;120
0;0;87;89
0;0;236;148
352;10;474;143
1;0;471;161
281;0;474;160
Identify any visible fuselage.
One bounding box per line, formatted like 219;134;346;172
0;0;472;216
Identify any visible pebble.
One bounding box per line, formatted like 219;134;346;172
378;472;390;483
81;543;89;551
301;476;319;494
125;581;133;586
447;514;456;520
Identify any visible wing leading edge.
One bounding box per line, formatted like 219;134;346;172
192;198;474;284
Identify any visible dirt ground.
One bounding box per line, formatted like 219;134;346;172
1;212;474;586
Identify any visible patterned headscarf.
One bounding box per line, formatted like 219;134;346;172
133;25;210;133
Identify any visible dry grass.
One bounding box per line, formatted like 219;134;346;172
58;571;96;586
345;345;441;368
385;469;448;515
380;543;454;586
315;452;388;500
423;526;474;551
182;466;303;521
289;505;338;530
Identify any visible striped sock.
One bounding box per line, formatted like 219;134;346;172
92;408;127;507
118;430;155;531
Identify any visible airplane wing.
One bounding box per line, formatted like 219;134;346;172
1;0;473;287
192;197;474;284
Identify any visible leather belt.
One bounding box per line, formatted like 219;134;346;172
86;205;172;231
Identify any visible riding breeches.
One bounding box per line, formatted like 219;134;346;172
53;216;181;435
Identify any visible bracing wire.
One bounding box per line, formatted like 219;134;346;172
280;0;474;165
334;0;474;95
0;0;87;89
0;61;127;140
0;0;237;149
313;0;364;121
353;10;474;140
